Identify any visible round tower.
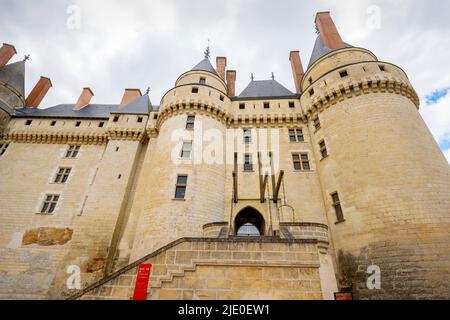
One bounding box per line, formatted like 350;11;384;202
301;13;450;299
130;56;230;260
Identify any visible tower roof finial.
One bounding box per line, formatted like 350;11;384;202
271;72;275;80
23;54;30;62
204;39;210;59
251;73;254;81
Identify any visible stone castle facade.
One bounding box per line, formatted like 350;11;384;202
0;12;449;300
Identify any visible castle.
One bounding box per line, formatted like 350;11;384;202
0;12;449;300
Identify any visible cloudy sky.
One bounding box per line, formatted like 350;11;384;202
1;0;449;162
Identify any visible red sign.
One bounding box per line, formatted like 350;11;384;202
133;264;152;300
334;292;353;300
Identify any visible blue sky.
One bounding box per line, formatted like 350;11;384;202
1;0;449;163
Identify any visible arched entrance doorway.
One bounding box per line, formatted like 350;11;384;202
234;207;265;237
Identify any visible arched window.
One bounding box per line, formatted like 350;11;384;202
237;223;260;236
235;207;265;237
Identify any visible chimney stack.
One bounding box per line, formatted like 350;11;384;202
25;77;52;108
73;88;94;111
216;57;227;80
226;70;237;97
315;12;345;50
0;43;17;68
119;88;142;108
289;51;305;94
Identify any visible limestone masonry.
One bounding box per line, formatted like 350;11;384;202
0;12;449;300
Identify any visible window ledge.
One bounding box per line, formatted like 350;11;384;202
335;220;346;225
35;212;54;216
172;198;186;202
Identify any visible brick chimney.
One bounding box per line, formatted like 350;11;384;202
119;88;142;108
315;12;345;50
226;70;237;97
0;43;17;68
216;57;227;80
289;51;304;94
25;77;52;108
73;88;94;111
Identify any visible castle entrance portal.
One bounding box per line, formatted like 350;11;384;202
235;207;265;236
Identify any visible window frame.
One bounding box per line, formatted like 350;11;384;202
65;145;81;159
263;102;270;109
289;102;295;109
174;175;188;199
331;192;345;223
0;143;9;156
199;77;206;84
186;115;195;130
319;140;328;159
40;194;60;214
192;87;199;94
243;128;252;144
339;70;349;78
180;141;193;159
292;153;311;171
54;167;72;184
313;116;321;131
289;128;304;142
244;154;253;172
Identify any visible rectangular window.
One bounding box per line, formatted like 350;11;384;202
54;167;72;184
75;121;81;127
293;153;311;171
313;116;321;131
192;87;199;94
175;175;188;199
40;194;60;214
308;77;313;85
340;70;348;78
309;88;315;96
243;129;252;144
137;117;143;123
289;102;295;109
199;77;206;84
113;116;119;122
181;142;192;159
25;120;32;126
51;121;57;126
220;95;224;101
379;65;386;72
289;129;304;142
264;102;270;109
244;154;253;172
186;115;195;130
0;143;9;156
239;103;245;110
331;192;345;223
319;140;328;159
65;145;81;158
99;122;105;127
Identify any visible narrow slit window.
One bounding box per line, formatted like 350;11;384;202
54;167;72;184
0;143;10;156
243;129;252;144
244;154;253;172
181;141;192;159
220;95;224;101
175;175;188;199
319;140;328;159
65;145;81;158
313;116;321;131
309;88;315;96
41;194;60;214
331;192;345;223
186;115;195;130
75;121;81;127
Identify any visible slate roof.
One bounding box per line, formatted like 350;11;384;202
237;79;296;99
191;58;219;76
308;36;353;68
13;94;154;119
0;61;25;97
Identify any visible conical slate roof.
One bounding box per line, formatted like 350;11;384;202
238;79;295;99
308;36;353;68
191;58;219;76
0;60;25;97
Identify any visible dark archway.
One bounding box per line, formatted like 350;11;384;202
235;207;265;236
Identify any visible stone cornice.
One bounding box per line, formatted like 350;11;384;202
302;75;420;119
107;127;146;142
1;130;108;145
